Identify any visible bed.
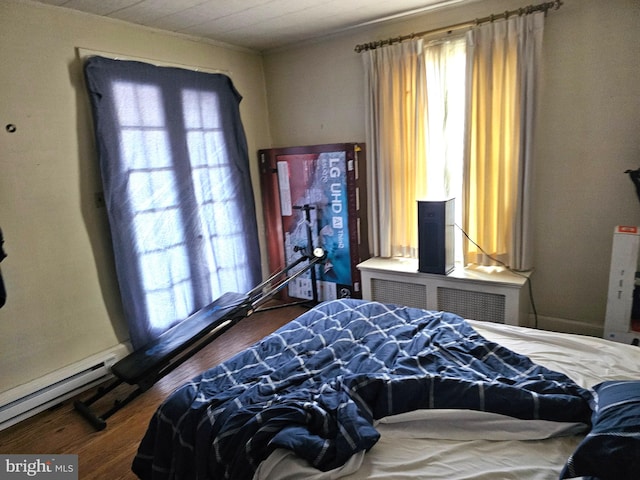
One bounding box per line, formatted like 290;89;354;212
132;299;640;480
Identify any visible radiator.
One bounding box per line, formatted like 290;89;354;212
437;287;506;323
359;257;530;326
0;343;130;431
370;277;428;310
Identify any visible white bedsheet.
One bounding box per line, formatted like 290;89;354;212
254;320;640;480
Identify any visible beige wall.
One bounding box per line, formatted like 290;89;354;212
262;0;640;334
0;0;270;393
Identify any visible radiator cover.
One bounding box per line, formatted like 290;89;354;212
371;278;428;310
359;258;530;326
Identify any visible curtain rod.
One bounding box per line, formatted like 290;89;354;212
354;0;563;53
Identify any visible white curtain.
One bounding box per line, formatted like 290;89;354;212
363;40;426;258
363;38;466;258
463;13;544;271
424;38;467;263
363;12;544;270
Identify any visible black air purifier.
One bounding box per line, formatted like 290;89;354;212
418;199;455;275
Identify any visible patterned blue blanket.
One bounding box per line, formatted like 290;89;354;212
132;299;592;479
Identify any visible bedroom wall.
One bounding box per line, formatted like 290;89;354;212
0;0;271;394
262;0;640;335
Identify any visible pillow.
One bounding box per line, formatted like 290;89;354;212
560;380;640;480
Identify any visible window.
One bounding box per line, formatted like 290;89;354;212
423;37;467;263
85;56;261;348
362;37;467;261
363;13;544;272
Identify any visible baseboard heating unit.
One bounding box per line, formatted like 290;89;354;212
357;257;531;326
0;343;129;431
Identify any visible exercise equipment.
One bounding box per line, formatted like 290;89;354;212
74;232;325;431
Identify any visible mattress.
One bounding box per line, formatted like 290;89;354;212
254;319;640;480
132;300;640;480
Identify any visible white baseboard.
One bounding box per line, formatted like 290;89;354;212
0;342;131;431
532;314;604;338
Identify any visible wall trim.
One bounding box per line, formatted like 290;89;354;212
532;314;604;338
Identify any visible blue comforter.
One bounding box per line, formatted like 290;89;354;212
132;299;593;479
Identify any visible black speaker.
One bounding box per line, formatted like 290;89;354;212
418;199;455;275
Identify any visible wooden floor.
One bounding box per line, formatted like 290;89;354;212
0;303;309;479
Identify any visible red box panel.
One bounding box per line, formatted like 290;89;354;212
258;143;369;302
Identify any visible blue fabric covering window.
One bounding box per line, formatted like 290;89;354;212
84;56;261;349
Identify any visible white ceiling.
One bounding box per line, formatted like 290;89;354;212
31;0;477;52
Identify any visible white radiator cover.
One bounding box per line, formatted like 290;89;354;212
358;258;531;326
0;343;130;431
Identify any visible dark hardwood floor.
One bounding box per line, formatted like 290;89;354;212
0;303;309;479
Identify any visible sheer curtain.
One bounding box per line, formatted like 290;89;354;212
463;13;544;271
84;56;261;348
424;38;467;263
363;37;466;259
363;12;545;270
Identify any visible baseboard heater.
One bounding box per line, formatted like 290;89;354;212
0;343;129;431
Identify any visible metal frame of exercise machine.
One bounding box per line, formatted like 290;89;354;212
74;209;325;430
